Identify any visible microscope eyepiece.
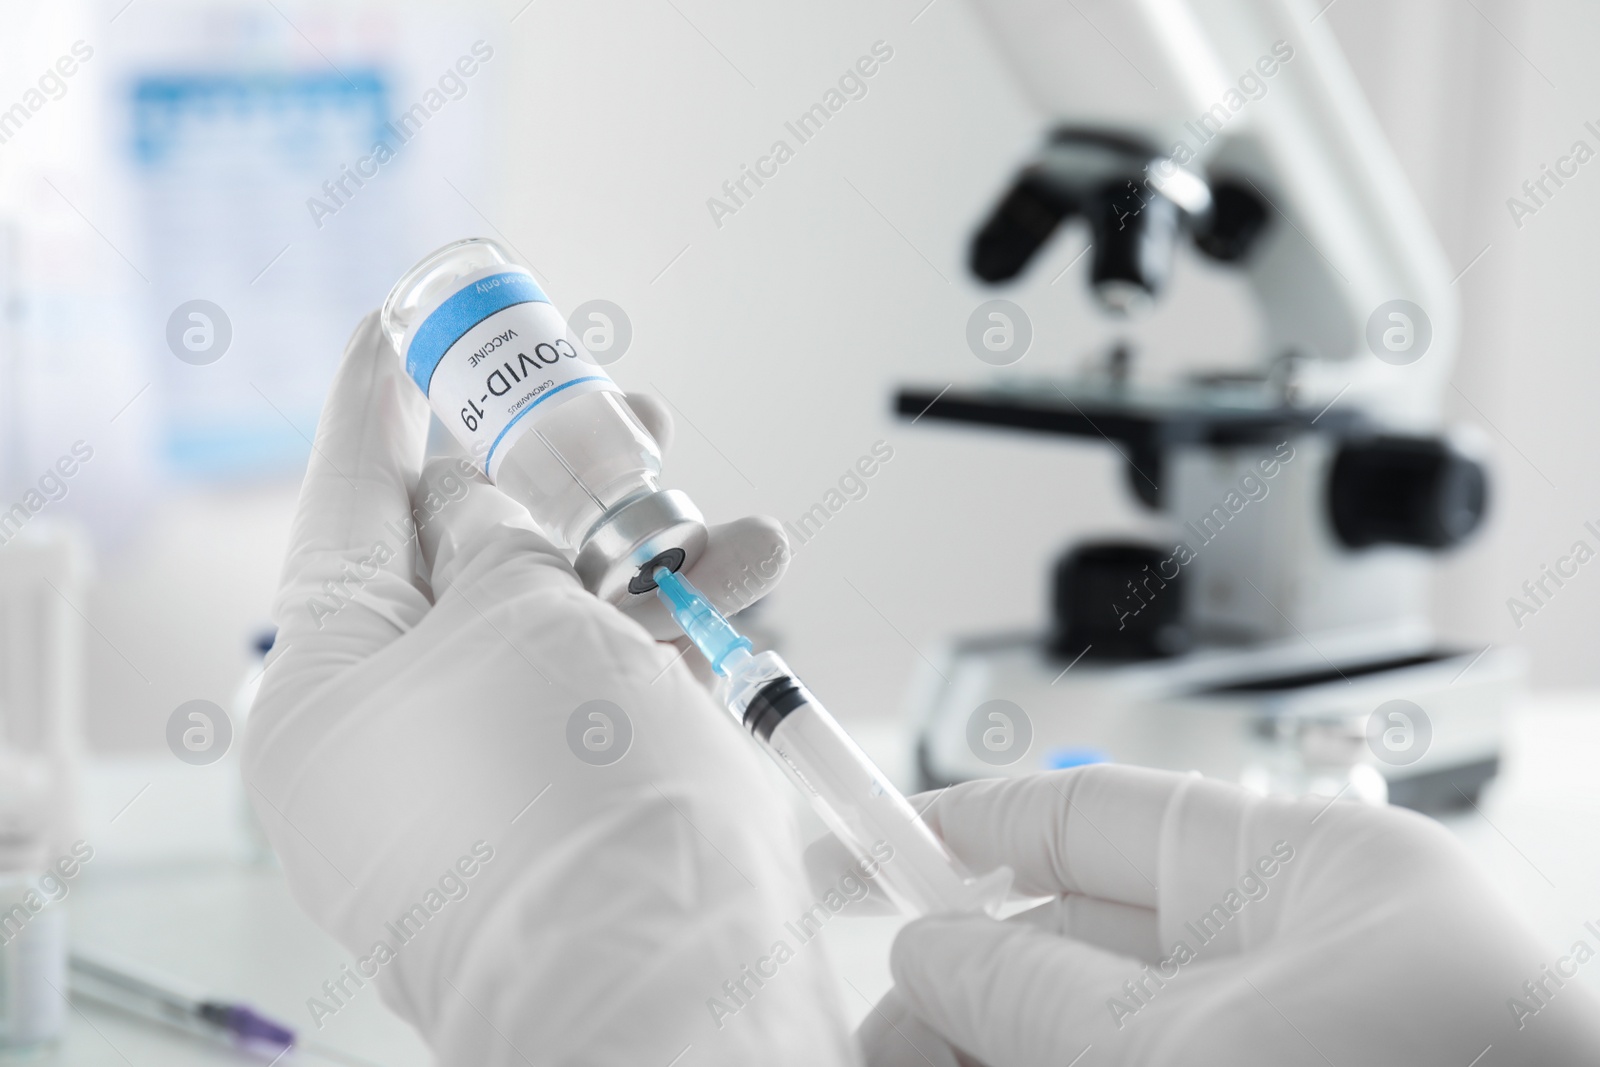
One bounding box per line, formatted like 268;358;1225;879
970;175;1074;284
968;129;1268;311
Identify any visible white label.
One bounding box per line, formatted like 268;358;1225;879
416;289;621;478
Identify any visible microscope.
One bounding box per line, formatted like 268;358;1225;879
898;0;1518;811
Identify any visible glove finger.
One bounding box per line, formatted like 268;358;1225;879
264;311;432;696
795;842;1161;938
1012;895;1161;964
623;392;674;452
911;770;1319;955
802;833;897;917
891;913;1137;1067
797;833;1161;939
855;987;965;1067
685;515;789;613
906;768;1177;909
624;515;789;641
411;456;571;596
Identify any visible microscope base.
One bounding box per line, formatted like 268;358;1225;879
910;631;1522;815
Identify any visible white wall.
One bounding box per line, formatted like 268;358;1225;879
1426;2;1600;684
1328;0;1600;682
75;0;1600;749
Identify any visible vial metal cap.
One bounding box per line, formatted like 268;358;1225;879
575;489;708;606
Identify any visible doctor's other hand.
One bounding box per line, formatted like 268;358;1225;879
861;765;1600;1067
242;313;856;1067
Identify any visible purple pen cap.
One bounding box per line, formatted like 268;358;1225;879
198;1001;296;1049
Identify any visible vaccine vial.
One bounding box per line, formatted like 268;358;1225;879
382;238;706;602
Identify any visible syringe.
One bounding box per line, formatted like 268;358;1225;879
653;567;1011;917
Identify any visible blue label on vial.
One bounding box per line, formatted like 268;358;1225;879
406;270;549;392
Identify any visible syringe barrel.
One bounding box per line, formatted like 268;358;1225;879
735;662;1008;917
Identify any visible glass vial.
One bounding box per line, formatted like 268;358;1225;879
0;758;67;1051
382;238;706;602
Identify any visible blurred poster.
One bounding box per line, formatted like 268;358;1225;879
114;0;497;480
129;68;399;475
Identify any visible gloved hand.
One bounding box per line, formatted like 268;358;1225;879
859;765;1600;1066
243;312;858;1067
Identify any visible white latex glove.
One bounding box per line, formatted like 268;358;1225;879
243;312;858;1067
861;766;1600;1067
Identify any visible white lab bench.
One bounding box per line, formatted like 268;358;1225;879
28;697;1600;1066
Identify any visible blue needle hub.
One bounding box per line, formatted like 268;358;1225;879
652;566;752;675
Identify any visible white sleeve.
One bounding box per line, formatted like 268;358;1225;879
246;315;857;1067
245;533;860;1067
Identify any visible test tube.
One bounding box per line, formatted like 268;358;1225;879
654;568;1011;917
